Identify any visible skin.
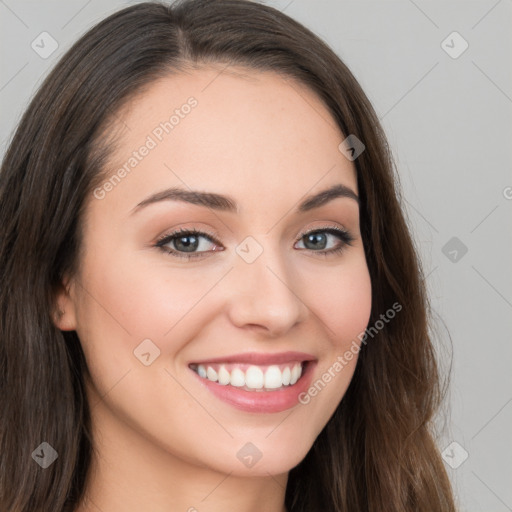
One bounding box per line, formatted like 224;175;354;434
54;65;372;512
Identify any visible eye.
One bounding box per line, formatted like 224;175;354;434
155;228;223;260
155;225;355;261
294;226;355;256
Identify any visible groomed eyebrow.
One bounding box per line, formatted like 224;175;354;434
130;183;359;215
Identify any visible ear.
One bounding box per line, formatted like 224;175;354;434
52;276;78;331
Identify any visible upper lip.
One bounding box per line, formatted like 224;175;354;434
189;351;316;366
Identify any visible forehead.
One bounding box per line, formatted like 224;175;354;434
92;65;357;216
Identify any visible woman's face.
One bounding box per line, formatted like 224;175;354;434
56;66;372;476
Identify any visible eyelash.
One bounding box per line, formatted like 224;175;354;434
155;226;355;260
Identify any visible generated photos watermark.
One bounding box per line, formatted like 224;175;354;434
298;301;402;405
93;96;198;200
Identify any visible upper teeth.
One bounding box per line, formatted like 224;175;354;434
192;362;304;391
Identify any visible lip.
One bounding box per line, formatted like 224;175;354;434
189;351;316;366
189;355;317;414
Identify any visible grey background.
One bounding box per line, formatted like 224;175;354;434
1;1;511;510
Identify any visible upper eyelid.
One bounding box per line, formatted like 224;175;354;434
156;225;353;248
156;227;218;242
296;225;351;238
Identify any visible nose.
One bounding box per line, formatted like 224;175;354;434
226;245;308;336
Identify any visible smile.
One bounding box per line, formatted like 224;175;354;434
188;352;317;413
189;361;305;392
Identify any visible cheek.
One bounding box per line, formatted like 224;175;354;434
305;257;372;349
73;248;232;394
289;260;371;440
77;250;217;339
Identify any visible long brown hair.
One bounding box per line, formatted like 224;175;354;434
0;1;456;510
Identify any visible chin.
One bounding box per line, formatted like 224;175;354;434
208;434;315;477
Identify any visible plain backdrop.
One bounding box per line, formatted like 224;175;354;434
1;1;511;510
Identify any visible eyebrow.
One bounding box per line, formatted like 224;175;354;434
130;183;359;215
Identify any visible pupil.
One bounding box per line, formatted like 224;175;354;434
305;233;326;250
176;235;198;252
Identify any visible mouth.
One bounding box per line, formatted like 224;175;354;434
188;360;310;392
187;351;317;413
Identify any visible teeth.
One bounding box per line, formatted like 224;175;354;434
245;366;264;389
194;362;304;391
197;365;207;379
217;365;231;385
230;367;245;387
206;366;218;382
264;365;283;389
290;364;300;385
282;366;291;385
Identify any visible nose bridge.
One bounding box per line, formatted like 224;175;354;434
226;235;307;334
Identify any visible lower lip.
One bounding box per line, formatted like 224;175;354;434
190;361;316;413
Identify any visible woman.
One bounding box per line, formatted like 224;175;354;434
0;1;456;510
